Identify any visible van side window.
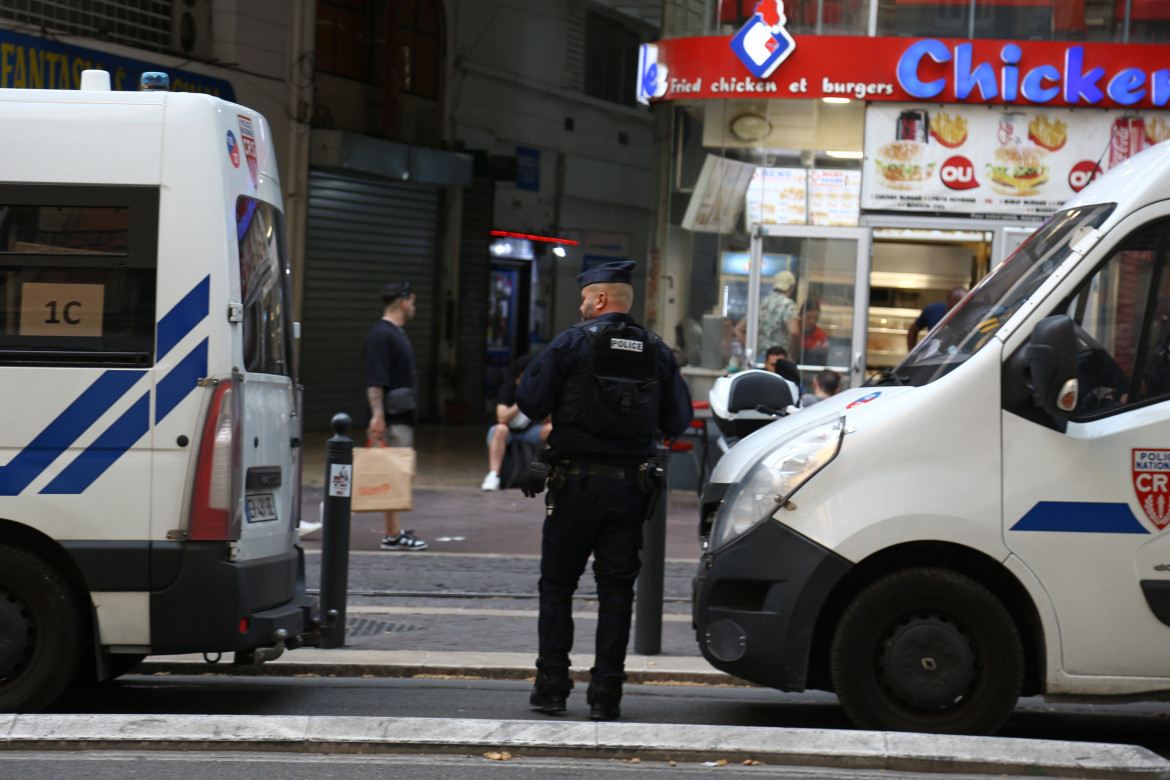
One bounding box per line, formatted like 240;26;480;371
0;185;158;367
236;197;293;377
1059;223;1167;419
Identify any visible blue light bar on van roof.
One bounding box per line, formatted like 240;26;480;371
139;72;170;91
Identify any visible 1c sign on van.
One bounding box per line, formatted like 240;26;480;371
19;283;104;337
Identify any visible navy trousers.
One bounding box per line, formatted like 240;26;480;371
536;469;646;683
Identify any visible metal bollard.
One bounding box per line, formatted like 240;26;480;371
634;444;670;656
319;413;354;649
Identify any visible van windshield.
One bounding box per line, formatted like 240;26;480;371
878;202;1116;387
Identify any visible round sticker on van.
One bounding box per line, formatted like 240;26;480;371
846;391;881;409
226;130;240;168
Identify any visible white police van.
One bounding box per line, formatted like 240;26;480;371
695;139;1170;735
0;71;314;711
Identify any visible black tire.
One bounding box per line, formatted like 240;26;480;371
0;545;86;712
830;567;1023;735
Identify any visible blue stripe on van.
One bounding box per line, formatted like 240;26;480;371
40;392;150;495
1010;501;1150;534
0;371;144;496
156;338;209;424
156;276;210;360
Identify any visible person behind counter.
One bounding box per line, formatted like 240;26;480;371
907;287;966;351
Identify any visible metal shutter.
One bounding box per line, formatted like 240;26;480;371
301;169;440;430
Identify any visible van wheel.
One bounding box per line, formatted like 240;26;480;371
0;546;86;712
830;567;1023;735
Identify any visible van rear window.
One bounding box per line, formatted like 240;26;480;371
236;197;293;377
0;185;158;367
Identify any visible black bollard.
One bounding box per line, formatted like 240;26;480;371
634;444;670;655
319;413;354;649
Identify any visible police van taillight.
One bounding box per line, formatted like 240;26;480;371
190;378;242;541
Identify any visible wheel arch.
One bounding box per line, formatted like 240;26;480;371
0;518;98;674
808;540;1045;696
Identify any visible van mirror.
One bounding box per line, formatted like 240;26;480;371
1024;315;1079;418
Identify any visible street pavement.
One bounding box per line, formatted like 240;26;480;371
20;423;1170;775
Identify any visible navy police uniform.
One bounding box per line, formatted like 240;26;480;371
516;261;692;716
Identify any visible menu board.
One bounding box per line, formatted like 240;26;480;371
744;167;807;226
862;103;1170;216
810;170;861;226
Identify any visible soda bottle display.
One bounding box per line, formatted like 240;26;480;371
1109;117;1147;169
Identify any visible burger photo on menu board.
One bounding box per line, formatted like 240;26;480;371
874;140;936;190
986;144;1050;197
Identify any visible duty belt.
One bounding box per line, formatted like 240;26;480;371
564;462;630;481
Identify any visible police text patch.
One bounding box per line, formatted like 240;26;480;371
610;338;644;352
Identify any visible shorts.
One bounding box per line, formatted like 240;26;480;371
382;424;414;448
486;423;544;446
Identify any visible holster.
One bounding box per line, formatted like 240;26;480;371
636;458;667;521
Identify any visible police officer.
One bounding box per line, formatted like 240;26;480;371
516;260;692;721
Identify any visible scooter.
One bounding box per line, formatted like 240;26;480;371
707;363;801;455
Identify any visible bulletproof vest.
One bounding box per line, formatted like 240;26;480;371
555;319;662;441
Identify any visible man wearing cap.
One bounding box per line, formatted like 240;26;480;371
734;269;800;357
515;260;692;721
363;282;428;552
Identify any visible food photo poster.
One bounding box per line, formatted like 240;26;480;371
861;103;1170;216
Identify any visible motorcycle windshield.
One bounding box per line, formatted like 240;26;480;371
875;202;1116;388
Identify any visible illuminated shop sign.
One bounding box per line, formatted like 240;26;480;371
638;35;1170;109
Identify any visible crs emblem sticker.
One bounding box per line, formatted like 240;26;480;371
729;0;796;80
1133;449;1170;529
846;391;881;409
225;130;240;168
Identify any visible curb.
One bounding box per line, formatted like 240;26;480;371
4;714;1169;778
136;650;748;687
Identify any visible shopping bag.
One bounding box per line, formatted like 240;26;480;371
351;440;416;512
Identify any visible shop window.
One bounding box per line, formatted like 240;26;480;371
393;0;442;99
718;0;868;35
585;11;641;107
2;0;173;54
316;0;382;82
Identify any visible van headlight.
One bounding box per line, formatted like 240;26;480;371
709;416;844;551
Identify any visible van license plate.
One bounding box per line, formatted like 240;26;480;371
246;493;277;523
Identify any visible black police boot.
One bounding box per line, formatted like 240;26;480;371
587;679;622;721
529;672;573;715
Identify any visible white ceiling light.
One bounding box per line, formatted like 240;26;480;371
825;150;864;159
822;97;851;104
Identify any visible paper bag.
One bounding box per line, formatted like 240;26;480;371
352;443;416;512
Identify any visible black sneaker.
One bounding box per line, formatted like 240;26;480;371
380;530;428;551
587;680;622;721
529;672;573;715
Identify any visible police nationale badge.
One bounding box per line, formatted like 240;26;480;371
1133;449;1170;529
729;0;796;80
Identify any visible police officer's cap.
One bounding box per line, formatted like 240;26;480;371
577;260;635;289
381;281;413;304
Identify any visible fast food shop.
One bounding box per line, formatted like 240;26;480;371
641;31;1170;388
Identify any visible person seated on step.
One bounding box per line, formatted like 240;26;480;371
481;354;552;491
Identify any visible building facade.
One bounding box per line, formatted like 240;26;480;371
0;0;658;427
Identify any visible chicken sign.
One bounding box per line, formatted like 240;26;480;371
729;0;796;80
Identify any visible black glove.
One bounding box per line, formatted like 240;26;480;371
519;458;551;498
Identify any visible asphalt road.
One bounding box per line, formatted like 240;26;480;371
0;751;1010;780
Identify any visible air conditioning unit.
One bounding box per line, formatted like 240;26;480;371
171;0;213;60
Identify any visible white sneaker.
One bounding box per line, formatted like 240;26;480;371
380;530;428;551
481;471;501;491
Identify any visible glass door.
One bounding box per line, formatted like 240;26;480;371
743;223;871;389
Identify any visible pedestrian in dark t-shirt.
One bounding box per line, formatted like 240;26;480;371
363;281;427;551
